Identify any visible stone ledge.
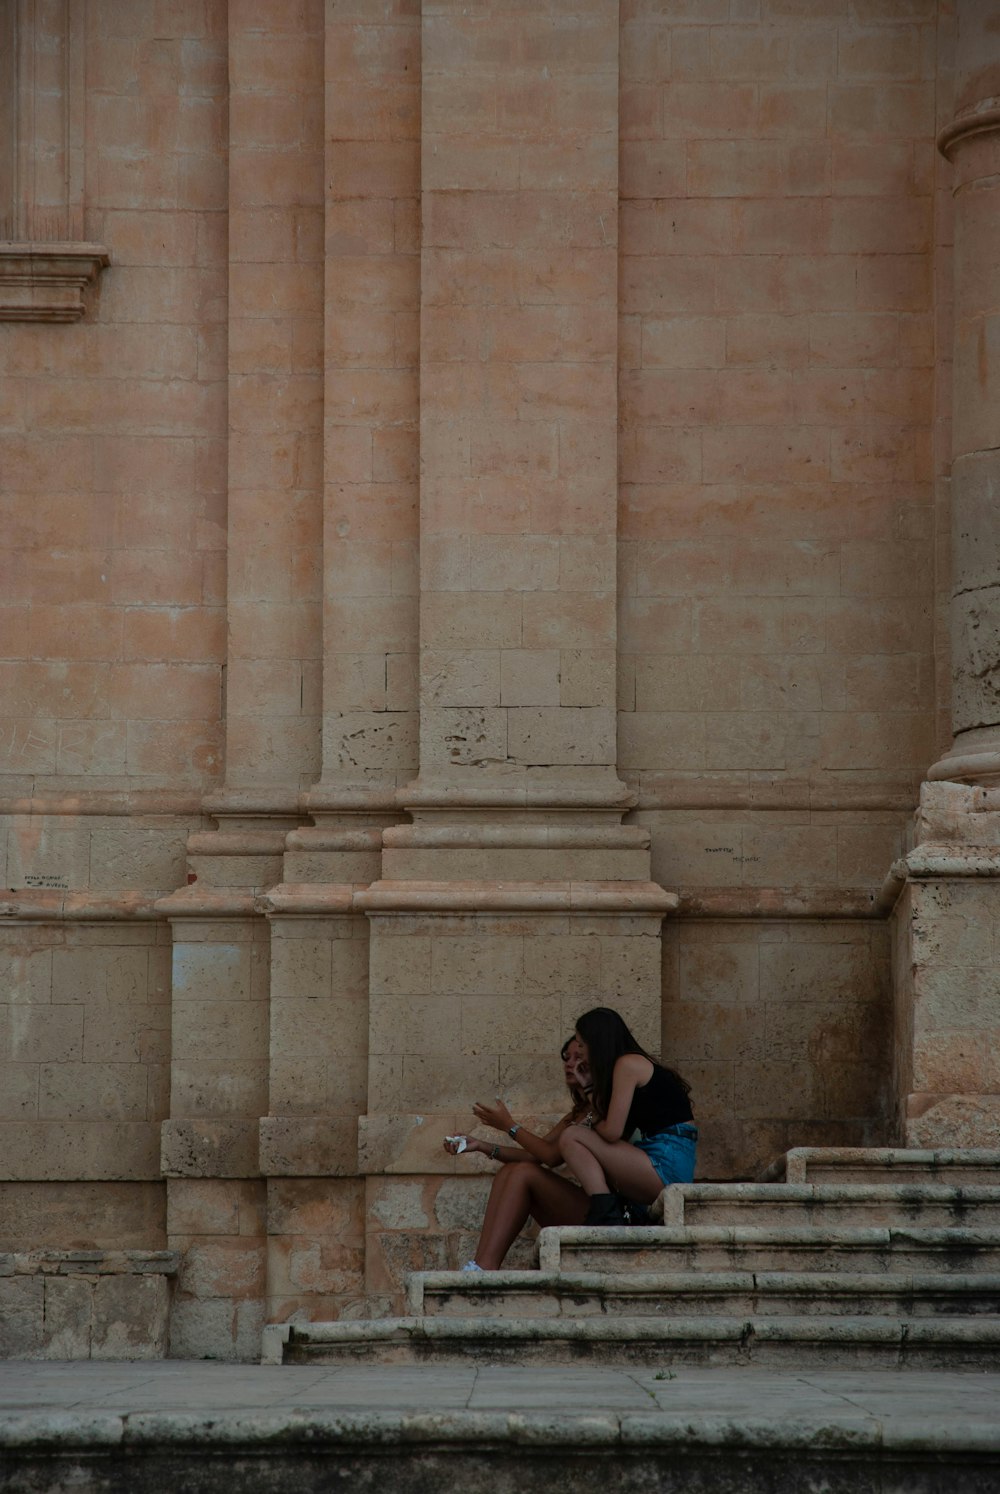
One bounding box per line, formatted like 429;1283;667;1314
382;824;650;849
281;1312;1000;1369
355;880;678;913
407;1267;1000;1319
679;888;883;920
538;1222;1000;1274
6;1401;1000;1456
154;887;261;919
762;1148;1000;1184
0;1251;180;1277
0;891;159;921
0;242;109;322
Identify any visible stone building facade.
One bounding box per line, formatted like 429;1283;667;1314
1;0;998;1359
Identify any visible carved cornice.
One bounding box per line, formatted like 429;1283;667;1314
0;241;108;321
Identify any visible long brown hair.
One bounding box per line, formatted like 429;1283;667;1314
560;1035;592;1118
575;1006;690;1118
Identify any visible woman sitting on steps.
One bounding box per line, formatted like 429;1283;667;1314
560;1006;697;1226
443;1036;594;1271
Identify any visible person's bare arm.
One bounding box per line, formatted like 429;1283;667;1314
445;1107;575;1167
592;1054;652;1141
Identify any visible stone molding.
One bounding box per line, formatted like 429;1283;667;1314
0;241;108;321
154;887;260;919
679;889;884;920
355;879;679;915
927;748;1000;786
937;101;1000;159
0;890;159;921
382;824;650;850
2;1250;180;1277
400;778;636;812
879;841;1000;914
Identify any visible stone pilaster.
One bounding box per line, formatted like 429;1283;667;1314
352;7;677;1286
414;0;622;809
204;0;325;830
929;0;1000;785
888;3;1000;1149
156;888;270;1360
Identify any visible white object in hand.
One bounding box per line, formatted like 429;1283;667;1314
445;1134;468;1154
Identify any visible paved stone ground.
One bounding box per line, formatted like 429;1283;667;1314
3;1361;1000;1493
3;1358;1000;1426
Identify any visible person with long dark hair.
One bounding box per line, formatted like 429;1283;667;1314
559;1005;697;1226
443;1036;595;1269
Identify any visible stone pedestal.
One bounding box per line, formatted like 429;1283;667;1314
890;783;1000;1147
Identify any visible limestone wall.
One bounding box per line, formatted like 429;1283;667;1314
1;0;991;1361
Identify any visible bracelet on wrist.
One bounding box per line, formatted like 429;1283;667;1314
508;1122;521;1139
490;1143;500;1160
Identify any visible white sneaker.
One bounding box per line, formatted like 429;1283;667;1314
461;1259;484;1272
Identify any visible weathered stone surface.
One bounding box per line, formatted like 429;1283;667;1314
0;0;993;1359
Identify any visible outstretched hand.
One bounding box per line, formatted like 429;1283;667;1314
443;1134;484;1156
472;1097;512;1132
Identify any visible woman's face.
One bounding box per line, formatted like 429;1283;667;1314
563;1036;592;1092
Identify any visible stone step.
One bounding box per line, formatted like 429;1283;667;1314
759;1148;1000;1186
273;1314;1000;1370
540;1224;1000;1276
408;1269;1000;1321
655;1182;1000;1230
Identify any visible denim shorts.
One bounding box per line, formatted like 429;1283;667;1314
635;1123;698;1187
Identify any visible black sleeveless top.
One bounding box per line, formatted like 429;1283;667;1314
625;1061;693;1138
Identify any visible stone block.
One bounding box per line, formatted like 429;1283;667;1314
368;935;432;997
916;966;1000;1034
904;1093;1000;1150
367;1179;430;1232
88;826;189;891
171;1058;267;1118
166;1180;242;1238
0;1063;39;1118
172;999;268;1065
421;650;501;709
39;1062;149;1121
168;1296;243;1362
0;1276;43;1356
0;1181;165;1250
507;706;616;767
677;941;761;1006
420;707;508;769
429;935;525;998
1;1005;83;1064
161;1119;260;1179
359;1111;482;1173
40;1274;93;1359
175;1237;265;1304
258;1117;358;1176
460;994;562;1058
171;943;255;1004
91;1272;170;1359
267;1178;363;1241
369;994;459;1057
50;947;151;1006
0;1122;161;1182
269;1050;367;1116
0;947;52;1004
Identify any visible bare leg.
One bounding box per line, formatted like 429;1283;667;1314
559;1126;663;1204
473;1162;589;1269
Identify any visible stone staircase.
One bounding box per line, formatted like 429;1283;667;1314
263;1149;1000;1369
